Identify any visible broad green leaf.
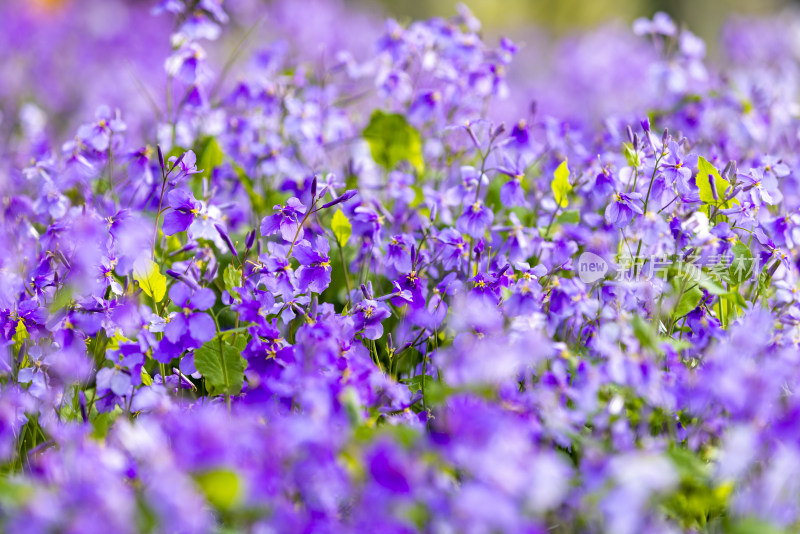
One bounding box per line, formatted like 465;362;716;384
92;407;122;439
632;315;658;351
729;518;787;534
106;329;129;352
402;374;434;394
363;110;424;173
0;478;34;508
673;281;704;318
141;367;153;387
133;260;166;303
694;270;726;295
551;160;571;208
223;264;242;294
331;209;352;247
195;469;243;511
194;336;247;396
12;318;27;347
198;136;224;180
695;156;738;209
50;287;73;312
556;209;580;225
729;240;754;285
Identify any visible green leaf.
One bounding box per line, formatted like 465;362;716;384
198;136;224;180
331;209;352;247
694;270;726;295
632;315;658;351
729;240;754;285
673;281;704;319
402;374;434;394
223;264;242;295
729;518;787;534
194;469;243;511
194;336;247;396
50;286;73;312
556;210;580;225
141;367;153;387
133;260;166;303
551;159;571;208
623;142;641;168
363;110;424;173
92;407;122;439
695;156;738;209
12;318;28;349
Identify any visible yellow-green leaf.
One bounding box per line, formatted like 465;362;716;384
141;367;153;386
695;156;738;209
195;469;243;511
331;209;352;247
552;159;571;208
12;318;27;350
133;259;166;303
363;110;424;173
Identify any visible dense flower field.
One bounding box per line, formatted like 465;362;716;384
3;0;800;532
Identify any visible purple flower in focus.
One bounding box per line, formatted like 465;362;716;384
261;197;307;242
293;236;332;294
605;192;643;228
153;284;216;362
353;299;391;340
162;188;202;235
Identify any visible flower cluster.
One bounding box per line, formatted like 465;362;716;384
3;1;800;533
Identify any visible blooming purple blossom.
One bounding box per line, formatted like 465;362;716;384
261;197;307;242
3;4;800;533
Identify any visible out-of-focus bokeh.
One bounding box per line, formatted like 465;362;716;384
360;0;786;51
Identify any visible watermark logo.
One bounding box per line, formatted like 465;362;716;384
577;252;610;283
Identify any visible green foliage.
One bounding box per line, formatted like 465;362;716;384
696;156;737;209
363;110;424;173
728;518;787;534
331;209;352;247
194;469;243;511
12;318;27;354
728;240;754;285
556;209;580;225
133;260;166;303
194;335;248;396
632;314;658;351
623;142;641;168
663;448;732;530
198;136;224;180
92;407;122;439
551;159;571;208
673;280;704;319
223;264;242;295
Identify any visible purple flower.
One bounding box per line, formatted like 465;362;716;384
661;141;698;195
456;200;494;238
353;299;391;340
605;192;643;228
386;234;413;273
167;150;201;185
165;42;209;85
17;346;48;398
293;236;332;294
96;344;145;399
162;189;202;235
76;105;126;152
261;197;307;242
155;284;216;361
